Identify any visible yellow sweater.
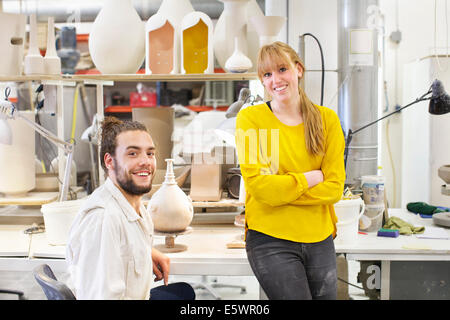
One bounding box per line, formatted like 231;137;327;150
235;103;346;243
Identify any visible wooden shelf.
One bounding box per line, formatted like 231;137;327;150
0;72;258;83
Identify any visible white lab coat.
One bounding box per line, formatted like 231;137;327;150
66;178;154;300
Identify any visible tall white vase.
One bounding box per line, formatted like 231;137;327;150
213;0;250;71
44;17;61;75
0;111;35;196
146;0;194;74
89;0;145;74
250;15;286;47
180;11;214;74
245;0;264;72
24;14;44;75
148;159;193;232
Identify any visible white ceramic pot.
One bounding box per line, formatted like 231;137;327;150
0;12;26;76
334;198;365;245
250;15;286;47
89;0;145;74
213;0;250;70
41;199;85;245
148;159;193;232
24;14;44;75
145;14;176;75
44;17;61;75
225;37;252;73
180;11;214;74
145;0;194;74
0;111;35;196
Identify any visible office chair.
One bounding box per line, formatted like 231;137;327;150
191;276;246;300
0;289;26;300
33;264;76;300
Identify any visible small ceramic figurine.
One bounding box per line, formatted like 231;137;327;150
148;159;193;232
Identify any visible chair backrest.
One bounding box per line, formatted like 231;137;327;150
33;264;76;300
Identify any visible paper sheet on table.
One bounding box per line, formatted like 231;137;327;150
415;226;449;239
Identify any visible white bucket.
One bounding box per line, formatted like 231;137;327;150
41;199;85;245
361;175;385;205
334;198;365;245
360;204;384;232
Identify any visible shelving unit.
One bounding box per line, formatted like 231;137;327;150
1;72;260;198
0;72;258;83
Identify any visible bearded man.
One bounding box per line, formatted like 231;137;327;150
66;117;195;300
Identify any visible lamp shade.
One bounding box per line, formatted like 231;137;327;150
0;119;12;145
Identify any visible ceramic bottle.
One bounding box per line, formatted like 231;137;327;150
44;17;61;75
24;14;44;75
148;159;193;232
213;0;250;70
225;37;252;73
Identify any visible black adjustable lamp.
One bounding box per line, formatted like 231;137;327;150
344;79;450;168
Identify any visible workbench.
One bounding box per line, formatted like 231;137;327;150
0;208;449;299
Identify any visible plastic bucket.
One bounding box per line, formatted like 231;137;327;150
359;204;384;232
361;175;385;205
334;198;365;245
41;199;85;245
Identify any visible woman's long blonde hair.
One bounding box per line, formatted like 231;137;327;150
257;41;325;156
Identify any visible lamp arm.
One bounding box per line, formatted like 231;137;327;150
16;111;74;201
351;94;432;136
16;112;73;153
344;89;432;168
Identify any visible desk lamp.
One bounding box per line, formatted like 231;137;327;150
0;87;74;201
345;79;450;168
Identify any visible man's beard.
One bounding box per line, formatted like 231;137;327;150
113;159;153;195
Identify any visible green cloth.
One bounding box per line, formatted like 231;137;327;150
383;216;425;235
406;202;449;215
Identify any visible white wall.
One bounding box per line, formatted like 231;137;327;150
287;0;450;208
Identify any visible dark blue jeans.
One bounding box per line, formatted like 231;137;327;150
246;229;337;300
149;282;195;300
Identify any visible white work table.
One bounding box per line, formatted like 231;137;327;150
0;208;449;300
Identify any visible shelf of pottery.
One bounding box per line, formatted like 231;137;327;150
0;0;286;203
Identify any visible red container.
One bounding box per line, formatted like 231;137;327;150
130;91;157;107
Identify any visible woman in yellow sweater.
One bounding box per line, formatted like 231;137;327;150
235;42;346;299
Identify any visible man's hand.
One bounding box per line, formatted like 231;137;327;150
152;248;170;285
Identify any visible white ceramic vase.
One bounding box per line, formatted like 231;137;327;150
225;37;252;73
180;11;214;74
0;111;35;196
24;14;44;75
148;159;193;232
0;12;26;76
250;15;286;47
44;17;61;75
89;0;145;74
245;0;264;72
213;0;250;71
145;0;194;74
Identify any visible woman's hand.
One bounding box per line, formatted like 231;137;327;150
151;248;170;285
304;170;324;188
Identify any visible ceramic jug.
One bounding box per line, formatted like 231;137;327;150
148;159;193;232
